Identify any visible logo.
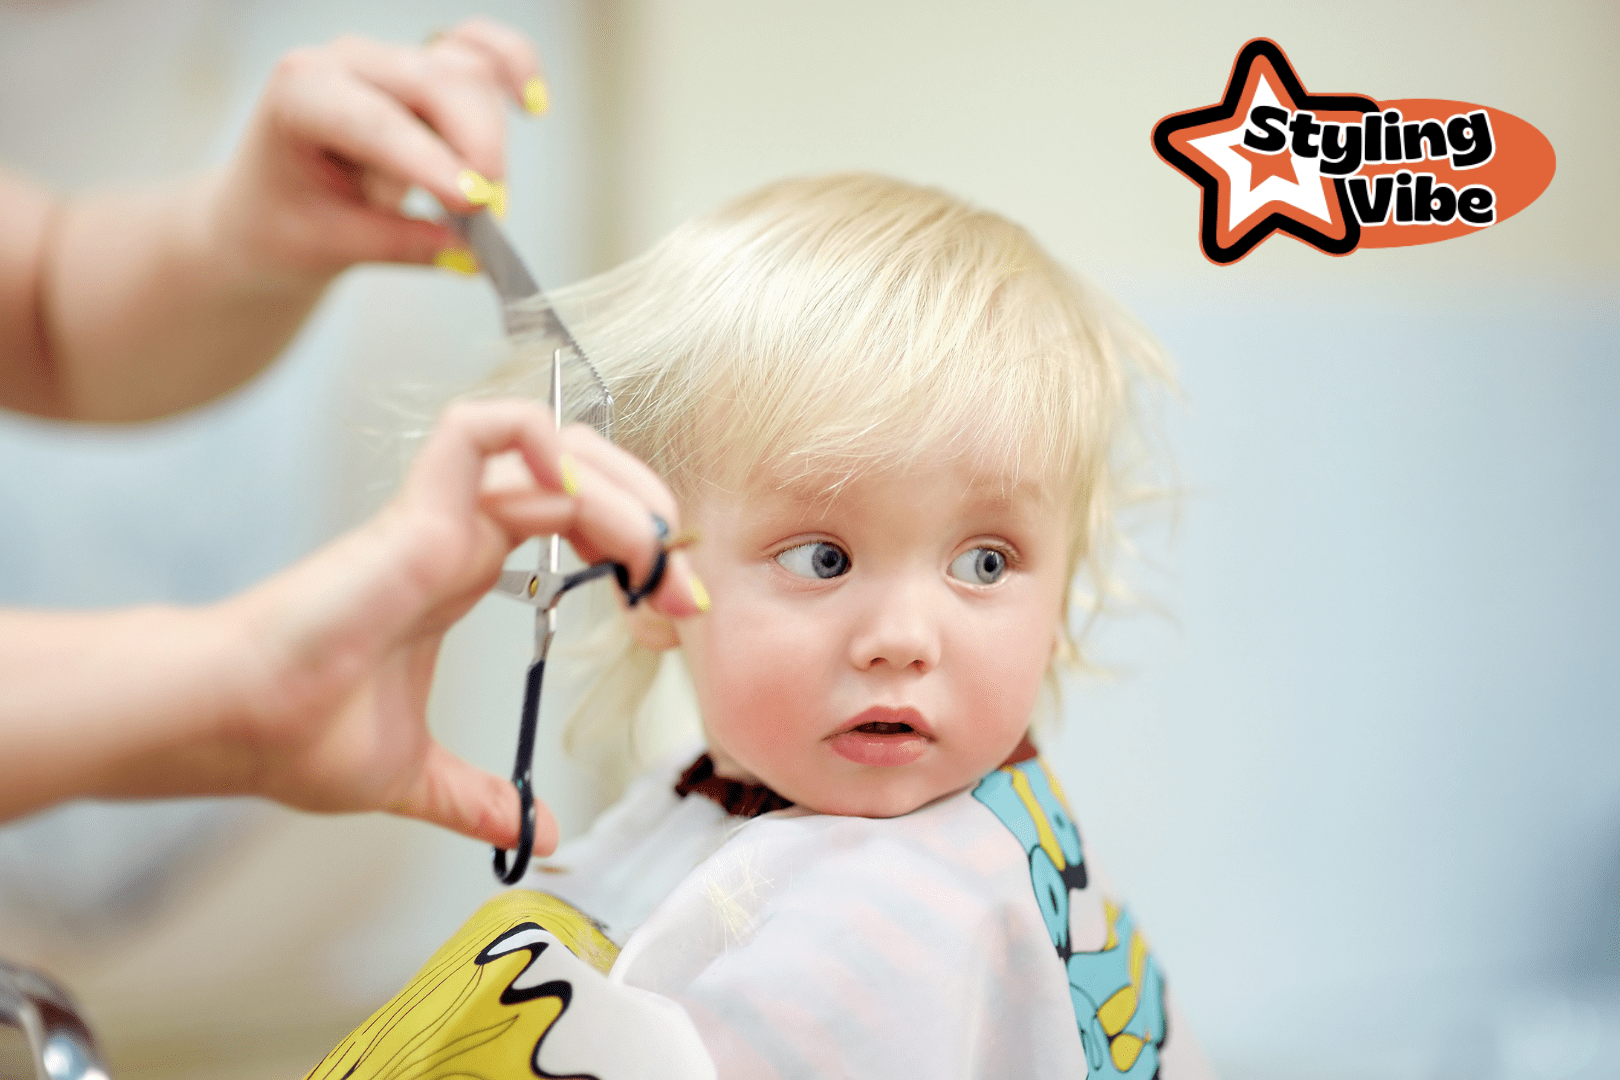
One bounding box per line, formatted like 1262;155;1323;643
1152;39;1556;265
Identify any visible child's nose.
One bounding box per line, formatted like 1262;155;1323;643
847;578;942;673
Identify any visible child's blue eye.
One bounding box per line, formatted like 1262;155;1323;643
949;547;1008;585
776;541;851;579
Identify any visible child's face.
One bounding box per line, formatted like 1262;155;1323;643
675;458;1069;817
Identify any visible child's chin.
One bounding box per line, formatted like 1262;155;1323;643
791;779;963;819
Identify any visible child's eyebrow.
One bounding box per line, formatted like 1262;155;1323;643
969;490;1016;512
958;477;1047;509
760;479;1048;529
764;475;854;510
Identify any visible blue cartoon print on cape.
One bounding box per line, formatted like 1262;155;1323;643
974;757;1170;1078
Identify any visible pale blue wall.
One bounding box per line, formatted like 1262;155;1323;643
1048;275;1620;1078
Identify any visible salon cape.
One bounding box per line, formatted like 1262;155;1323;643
304;754;1205;1080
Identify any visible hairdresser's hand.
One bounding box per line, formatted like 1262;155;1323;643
223;400;703;851
6;21;546;422
212;18;545;280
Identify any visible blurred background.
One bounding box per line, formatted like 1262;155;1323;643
0;2;1613;1078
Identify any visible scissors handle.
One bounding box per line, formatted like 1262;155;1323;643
493;657;545;886
488;518;674;885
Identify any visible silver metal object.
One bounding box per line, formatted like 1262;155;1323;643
542;349;563;660
492;566;572;613
484;349;568;661
0;962;110;1080
450;209;618;885
449;210;615;653
446;218;557;665
448;211;613;439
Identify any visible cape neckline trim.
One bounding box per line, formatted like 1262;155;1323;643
674;732;1039;819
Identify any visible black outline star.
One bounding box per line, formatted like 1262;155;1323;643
1152;39;1378;265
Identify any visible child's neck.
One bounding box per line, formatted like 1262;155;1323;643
706;743;760;783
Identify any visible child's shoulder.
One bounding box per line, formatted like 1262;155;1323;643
606;764;1093;1077
613;764;1076;995
739;754;1090;907
750;785;1041;915
625;754;1090;942
615;757;1196;1080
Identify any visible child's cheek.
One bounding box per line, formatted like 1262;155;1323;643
954;595;1055;738
693;590;829;764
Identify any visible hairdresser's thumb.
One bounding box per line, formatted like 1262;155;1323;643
391;742;559;857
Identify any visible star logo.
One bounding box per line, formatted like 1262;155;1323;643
1232;142;1297;189
1153;39;1377;264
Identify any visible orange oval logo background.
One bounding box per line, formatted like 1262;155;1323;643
1356;99;1556;248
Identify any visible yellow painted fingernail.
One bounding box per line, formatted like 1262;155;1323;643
524;77;550;116
433;247;479;275
558;453;581;496
489;180;507;220
689;573;710;613
457;169;496;206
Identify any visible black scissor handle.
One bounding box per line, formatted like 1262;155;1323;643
493;657;544;885
614;514;671;607
492;781;535;886
490;515;675;885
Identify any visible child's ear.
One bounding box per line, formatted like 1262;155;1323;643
625;601;681;652
1051;622;1075;666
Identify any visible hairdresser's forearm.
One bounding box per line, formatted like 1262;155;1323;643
0;508;422;822
0;604;261;822
0;170;62;415
29;171;329;423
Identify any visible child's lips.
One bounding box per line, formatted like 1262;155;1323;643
827;707;933;767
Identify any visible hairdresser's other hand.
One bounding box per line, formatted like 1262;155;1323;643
214;18;545;279
224;400;702;851
2;21;545;422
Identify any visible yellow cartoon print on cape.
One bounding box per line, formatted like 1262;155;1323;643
974;757;1172;1078
304;890;641;1080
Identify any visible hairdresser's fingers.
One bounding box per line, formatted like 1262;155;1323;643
409;401;568;517
392;742;557;853
479;481;703;619
479;488;699;612
554;428;704;616
557;425;681;529
358;168;411;213
552;454;679;585
655;549;708;618
407;401;697;615
269;43;491;216
431;18;545;113
307;198;457;267
330;34;508;199
480;487;572;540
556;426;706;614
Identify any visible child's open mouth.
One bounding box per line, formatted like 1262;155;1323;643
854;720;915;735
829;708;933;767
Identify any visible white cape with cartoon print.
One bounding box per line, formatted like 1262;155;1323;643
306;757;1212;1080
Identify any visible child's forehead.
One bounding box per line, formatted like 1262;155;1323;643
703;454;1060;519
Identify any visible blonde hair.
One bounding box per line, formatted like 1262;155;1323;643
484;173;1169;783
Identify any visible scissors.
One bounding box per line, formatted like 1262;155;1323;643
450;210;672;885
0;960;109;1080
